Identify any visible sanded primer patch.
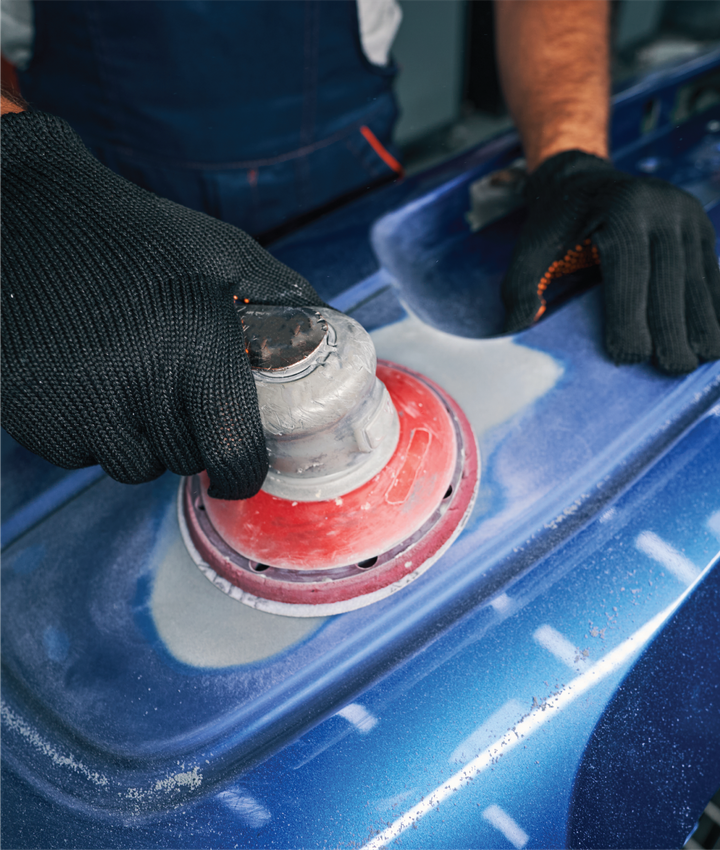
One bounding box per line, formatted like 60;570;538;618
371;313;563;436
150;534;326;668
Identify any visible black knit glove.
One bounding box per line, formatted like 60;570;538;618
1;111;325;499
502;150;720;374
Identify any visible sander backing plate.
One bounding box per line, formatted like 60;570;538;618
179;362;480;616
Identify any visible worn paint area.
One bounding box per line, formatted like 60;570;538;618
153;315;559;666
371;312;563;439
150;533;326;668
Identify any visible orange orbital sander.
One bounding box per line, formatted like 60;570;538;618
180;305;479;616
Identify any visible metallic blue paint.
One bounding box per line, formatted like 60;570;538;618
3;50;720;849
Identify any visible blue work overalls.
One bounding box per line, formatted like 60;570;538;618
19;0;402;236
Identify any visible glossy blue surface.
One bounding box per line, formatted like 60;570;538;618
3;51;720;849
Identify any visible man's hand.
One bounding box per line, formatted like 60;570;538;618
502;151;720;373
1;110;325;498
495;0;720;373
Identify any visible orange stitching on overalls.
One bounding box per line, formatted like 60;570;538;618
360;125;405;177
534;238;600;321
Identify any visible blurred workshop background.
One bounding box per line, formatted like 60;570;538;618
4;0;720;177
395;0;720;174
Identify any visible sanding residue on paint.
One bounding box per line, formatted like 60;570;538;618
1;700;210;806
371;312;563;439
1;700;109;787
126;765;203;801
150;534;326;668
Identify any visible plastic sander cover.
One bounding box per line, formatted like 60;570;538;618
182;306;479;615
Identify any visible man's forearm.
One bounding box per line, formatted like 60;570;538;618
495;0;610;171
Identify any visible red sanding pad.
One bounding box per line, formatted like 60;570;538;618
181;362;479;615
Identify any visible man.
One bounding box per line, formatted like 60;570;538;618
3;0;720;501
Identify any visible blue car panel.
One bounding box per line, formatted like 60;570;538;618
3;49;720;849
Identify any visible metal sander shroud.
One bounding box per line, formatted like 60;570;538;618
180;305;480;616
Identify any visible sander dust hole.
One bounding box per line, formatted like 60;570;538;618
357;557;379;569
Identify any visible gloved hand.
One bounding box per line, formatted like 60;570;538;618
502;150;720;374
1;110;325;499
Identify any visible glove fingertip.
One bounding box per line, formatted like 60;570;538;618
689;324;720;364
646;304;701;376
207;481;258;501
607;350;648;367
503;302;541;335
655;349;699;376
703;249;720;321
205;443;269;500
605;334;652;366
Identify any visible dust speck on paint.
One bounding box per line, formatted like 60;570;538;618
154;766;203;793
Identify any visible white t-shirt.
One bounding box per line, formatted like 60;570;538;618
357;0;403;67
